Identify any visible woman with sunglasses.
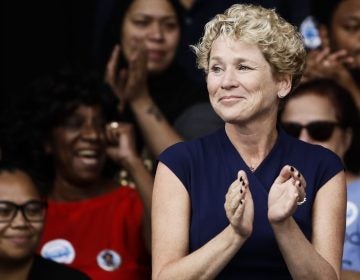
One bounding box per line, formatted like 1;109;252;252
280;78;360;183
152;4;346;279
0;160;90;280
280;78;360;278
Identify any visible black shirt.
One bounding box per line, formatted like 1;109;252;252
28;254;90;280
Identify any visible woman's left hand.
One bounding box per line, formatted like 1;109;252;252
267;165;307;223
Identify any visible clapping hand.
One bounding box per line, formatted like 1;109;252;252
105;40;149;113
224;170;254;238
302;47;354;85
268;165;307;223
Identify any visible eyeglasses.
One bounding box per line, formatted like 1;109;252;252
281;121;342;141
0;200;47;223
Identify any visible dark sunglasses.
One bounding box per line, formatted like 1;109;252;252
281;121;342;141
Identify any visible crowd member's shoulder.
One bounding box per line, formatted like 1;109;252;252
174;102;224;140
348;178;360;194
28;254;91;280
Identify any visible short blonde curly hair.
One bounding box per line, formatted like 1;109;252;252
192;4;306;90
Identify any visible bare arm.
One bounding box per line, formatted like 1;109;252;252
129;95;182;156
106;122;154;251
152;163;253;280
105;44;182;157
269;168;346;279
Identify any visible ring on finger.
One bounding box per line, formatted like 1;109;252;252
322;60;331;67
297;196;307;206
109;121;119;129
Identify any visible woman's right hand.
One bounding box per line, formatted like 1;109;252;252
224;170;254;238
105;41;149;112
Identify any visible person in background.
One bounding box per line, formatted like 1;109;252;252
100;0;217;159
12;67;153;279
152;4;346;279
0;159;90;280
102;0;311;145
342;177;360;280
279;78;360;279
303;0;360;108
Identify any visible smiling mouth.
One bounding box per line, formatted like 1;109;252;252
75;150;102;166
148;50;166;61
7;236;32;246
219;95;244;102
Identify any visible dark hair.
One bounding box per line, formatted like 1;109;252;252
25;66;119;131
94;0;184;72
6;66;120;186
0;158;47;196
312;0;341;27
280;78;360;173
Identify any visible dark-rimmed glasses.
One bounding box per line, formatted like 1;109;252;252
281;121;342;141
0;200;47;223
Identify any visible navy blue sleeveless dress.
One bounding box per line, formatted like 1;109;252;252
158;127;344;279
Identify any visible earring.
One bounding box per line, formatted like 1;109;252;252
278;92;285;98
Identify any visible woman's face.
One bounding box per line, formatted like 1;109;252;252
0;171;44;262
281;93;351;159
207;36;290;124
329;0;360;69
121;0;180;73
47;105;107;184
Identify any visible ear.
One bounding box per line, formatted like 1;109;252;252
318;25;330;49
343;128;353;153
276;74;292;99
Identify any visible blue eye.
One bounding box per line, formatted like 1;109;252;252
238;64;251;71
210;65;222;73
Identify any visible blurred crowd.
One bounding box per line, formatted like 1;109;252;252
1;0;359;279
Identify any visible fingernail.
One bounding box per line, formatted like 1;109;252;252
240;188;243;194
290;166;294;172
240;200;243;205
242;181;245;186
298;182;301;187
297;172;301;178
239;176;243;182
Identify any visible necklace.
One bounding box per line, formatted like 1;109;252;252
249;166;255;172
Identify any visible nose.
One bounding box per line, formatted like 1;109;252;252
221;69;240;90
10;210;28;227
148;22;164;41
80;123;100;141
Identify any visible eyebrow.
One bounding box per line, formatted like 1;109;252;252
209;56;255;64
131;13;177;20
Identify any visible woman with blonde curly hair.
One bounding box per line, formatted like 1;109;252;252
152;4;346;279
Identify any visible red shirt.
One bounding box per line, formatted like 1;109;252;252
37;186;151;280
